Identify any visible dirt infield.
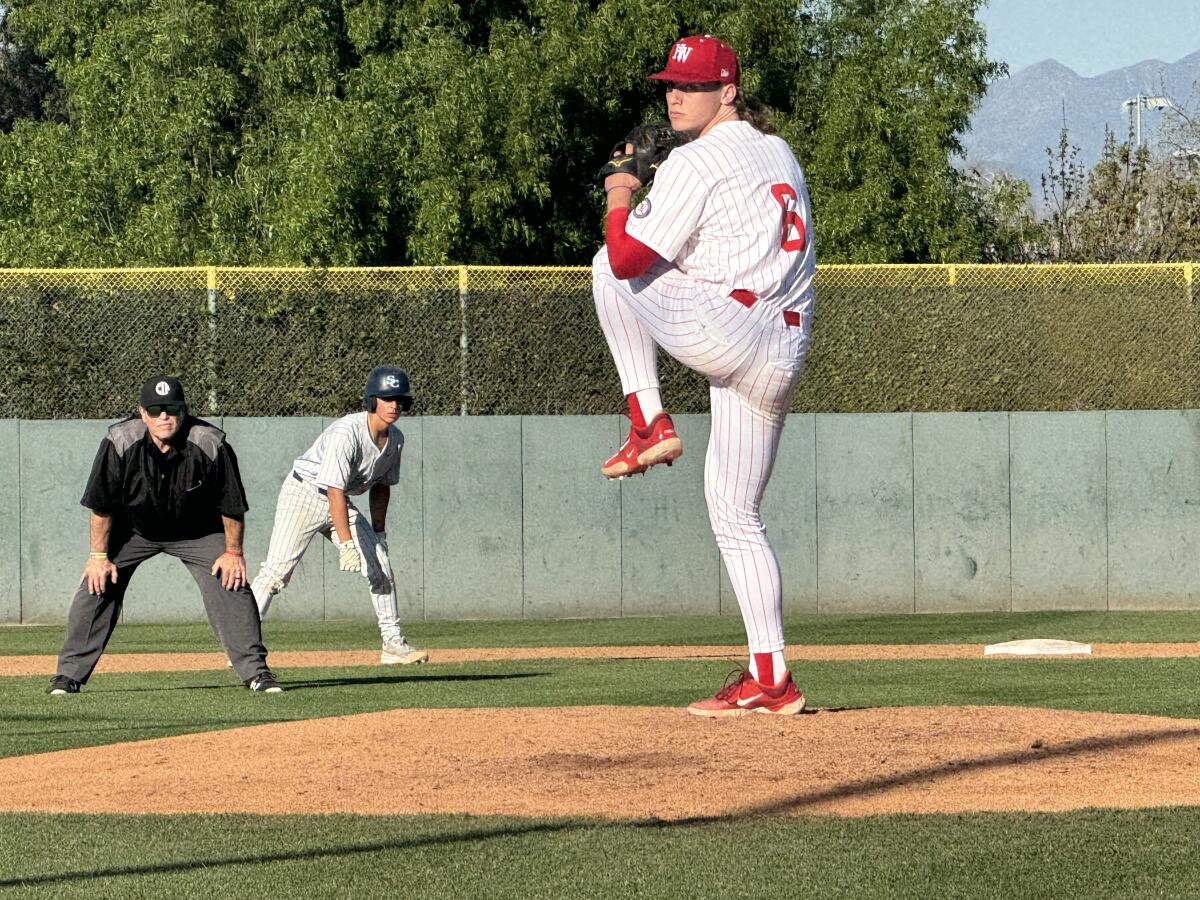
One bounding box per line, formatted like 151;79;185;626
3;704;1200;819
4;641;1200;676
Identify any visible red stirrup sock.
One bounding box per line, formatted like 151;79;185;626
627;389;664;431
626;393;647;429
751;653;774;687
751;651;788;686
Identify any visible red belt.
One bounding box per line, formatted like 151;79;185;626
730;290;802;327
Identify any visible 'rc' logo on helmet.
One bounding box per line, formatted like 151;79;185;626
383;375;401;389
673;44;693;63
155;381;170;396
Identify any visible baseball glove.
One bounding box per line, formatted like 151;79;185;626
597;122;690;187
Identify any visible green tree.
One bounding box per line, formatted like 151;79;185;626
0;0;1005;266
1036;115;1199;263
1074;127;1148;262
960;167;1042;262
1139;156;1200;261
799;0;1004;262
0;11;65;133
1143;89;1200;261
1038;124;1087;261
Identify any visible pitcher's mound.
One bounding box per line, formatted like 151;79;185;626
2;705;1199;819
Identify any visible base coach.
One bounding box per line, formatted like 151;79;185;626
46;375;282;694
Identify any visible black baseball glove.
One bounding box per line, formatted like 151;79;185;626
597;122;691;187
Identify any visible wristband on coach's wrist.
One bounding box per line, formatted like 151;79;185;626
88;552;108;560
225;549;243;556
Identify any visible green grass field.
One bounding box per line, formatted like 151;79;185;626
8;609;1200;654
3;611;1200;898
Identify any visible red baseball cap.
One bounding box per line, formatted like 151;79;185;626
648;35;740;85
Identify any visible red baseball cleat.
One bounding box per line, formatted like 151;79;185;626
686;669;806;717
601;413;683;479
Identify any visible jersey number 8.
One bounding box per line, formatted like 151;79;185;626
770;184;806;252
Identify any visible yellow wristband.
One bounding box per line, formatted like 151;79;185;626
88;552;108;560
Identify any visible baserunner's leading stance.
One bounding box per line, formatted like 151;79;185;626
594;36;816;716
48;375;281;695
250;366;428;665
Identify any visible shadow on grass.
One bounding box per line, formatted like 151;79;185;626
3;720;258;738
92;671;548;694
279;672;548;691
0;822;582;889
3;723;1197;888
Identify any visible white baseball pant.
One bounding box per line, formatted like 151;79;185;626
250;474;401;640
593;248;808;653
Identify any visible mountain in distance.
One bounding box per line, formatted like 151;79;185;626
961;50;1200;204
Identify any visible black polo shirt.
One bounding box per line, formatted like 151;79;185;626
81;416;249;542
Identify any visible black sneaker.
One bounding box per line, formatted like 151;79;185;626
46;675;81;695
245;672;284;693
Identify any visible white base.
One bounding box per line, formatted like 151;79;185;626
983;638;1092;656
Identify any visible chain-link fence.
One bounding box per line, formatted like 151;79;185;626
0;263;1195;418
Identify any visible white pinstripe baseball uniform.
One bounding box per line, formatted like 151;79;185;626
593;118;815;659
251;412;406;641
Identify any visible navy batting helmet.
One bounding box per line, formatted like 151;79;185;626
363;366;413;413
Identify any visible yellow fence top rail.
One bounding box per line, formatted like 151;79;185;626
0;262;1191;276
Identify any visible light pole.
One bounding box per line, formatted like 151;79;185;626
1121;95;1172;147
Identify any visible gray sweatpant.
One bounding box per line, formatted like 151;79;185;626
56;531;272;685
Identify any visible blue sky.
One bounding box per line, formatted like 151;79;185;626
979;0;1200;77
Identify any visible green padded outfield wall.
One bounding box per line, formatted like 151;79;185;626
6;411;1200;624
1009;412;1108;611
0;421;17;624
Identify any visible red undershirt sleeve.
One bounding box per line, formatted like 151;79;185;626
605;208;660;280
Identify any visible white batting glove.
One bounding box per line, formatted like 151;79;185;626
338;538;361;573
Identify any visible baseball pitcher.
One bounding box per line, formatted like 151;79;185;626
593;36;815;717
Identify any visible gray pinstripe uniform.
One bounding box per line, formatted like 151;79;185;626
251;412;405;640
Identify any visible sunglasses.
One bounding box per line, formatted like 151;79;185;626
378;396;413;412
664;81;724;93
145;404;184;417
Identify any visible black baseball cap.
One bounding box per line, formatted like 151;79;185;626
139;375;187;408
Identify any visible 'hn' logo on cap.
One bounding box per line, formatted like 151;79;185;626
672;43;693;62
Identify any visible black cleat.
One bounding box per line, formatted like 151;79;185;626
46;675;81;695
245;672;284;693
